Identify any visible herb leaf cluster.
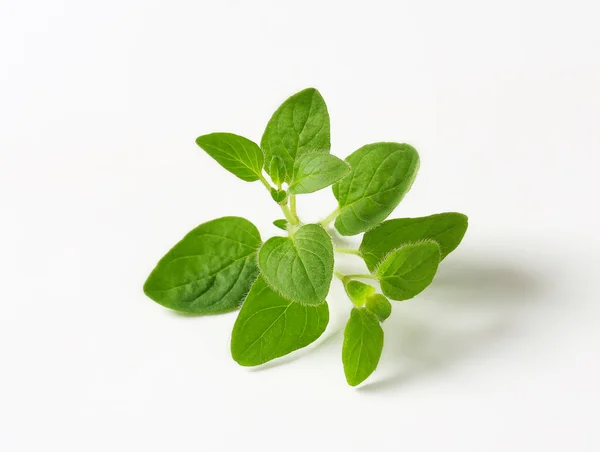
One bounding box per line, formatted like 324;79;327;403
144;88;468;386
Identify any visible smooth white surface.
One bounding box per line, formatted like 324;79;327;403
2;1;600;451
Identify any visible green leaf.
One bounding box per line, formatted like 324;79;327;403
359;213;468;271
195;133;264;182
261;88;331;184
270;188;287;203
143;216;261;314
269;156;287;187
258;224;333;305
273;219;288;231
289;153;350;194
231;276;329;366
332;142;419;236
344;280;375;307
365;294;392;322
342;308;384;386
375;241;441;301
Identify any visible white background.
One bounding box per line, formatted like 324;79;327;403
2;1;600;451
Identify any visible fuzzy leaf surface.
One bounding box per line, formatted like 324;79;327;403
365;294;392;322
289;153;350;194
258;224;333;305
375;241;440;301
332;142;419;236
342;308;384;386
143;217;261;313
195;133;264;182
360;213;468;271
231;277;329;366
261;88;330;184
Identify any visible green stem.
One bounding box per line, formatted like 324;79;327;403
258;174;274;192
334;270;345;280
319;207;341;227
289;194;299;222
343;273;377;281
335;247;361;256
280;203;299;226
334;271;377;284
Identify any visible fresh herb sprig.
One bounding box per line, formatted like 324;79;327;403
143;88;468;386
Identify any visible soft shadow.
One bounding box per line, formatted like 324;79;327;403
359;256;545;393
169;309;238;318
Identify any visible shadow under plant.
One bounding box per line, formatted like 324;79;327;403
359;253;542;392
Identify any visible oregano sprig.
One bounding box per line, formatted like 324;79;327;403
143;87;468;387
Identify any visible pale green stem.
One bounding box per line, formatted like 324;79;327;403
335;247;361;256
280;203;298;226
319;207;341;227
258;174;274;192
343;273;377;281
289;194;298;220
334;271;376;284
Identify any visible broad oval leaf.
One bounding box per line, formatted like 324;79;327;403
289;153;350;194
196;133;264;182
365;294;392;322
359;213;468;271
261;88;331;184
375;241;440;301
343;308;384;386
231;276;329;366
332;142;419;236
143;216;261;313
258;224;333;305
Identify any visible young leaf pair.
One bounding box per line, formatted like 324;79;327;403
143;87;468;386
339;212;468;385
